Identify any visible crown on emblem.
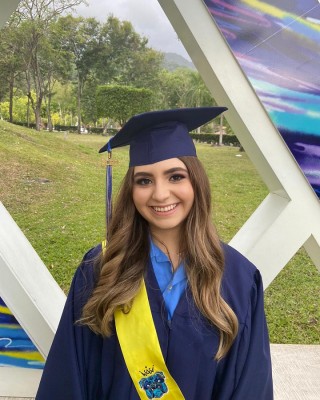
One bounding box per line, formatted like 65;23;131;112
139;365;155;377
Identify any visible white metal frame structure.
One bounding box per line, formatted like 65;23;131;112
0;204;66;396
0;0;20;26
158;0;320;288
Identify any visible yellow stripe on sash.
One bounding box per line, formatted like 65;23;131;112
101;241;184;399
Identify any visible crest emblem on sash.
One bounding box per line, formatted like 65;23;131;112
139;366;168;398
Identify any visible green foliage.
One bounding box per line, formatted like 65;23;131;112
191;133;240;146
56;15;102;83
118;46;164;91
97;16;148;84
52;15;164;130
159;68;215;109
0;92;36;123
0;102;9;118
0;25;24;100
82;77;99;125
0;9;233;137
1;121;319;344
52;81;77;125
16;0;85;22
0;11;225;130
96;85;153;125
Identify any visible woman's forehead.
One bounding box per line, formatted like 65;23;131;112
133;158;187;173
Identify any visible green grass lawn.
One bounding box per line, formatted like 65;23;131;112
0;120;319;343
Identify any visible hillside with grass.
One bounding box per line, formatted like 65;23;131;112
0;120;319;343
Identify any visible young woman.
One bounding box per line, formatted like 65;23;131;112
36;107;273;399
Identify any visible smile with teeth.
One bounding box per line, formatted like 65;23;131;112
151;204;178;212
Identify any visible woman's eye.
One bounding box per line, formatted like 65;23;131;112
170;174;185;182
135;178;152;185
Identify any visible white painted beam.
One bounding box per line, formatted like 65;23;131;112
304;234;320;272
0;367;42;397
0;202;66;358
0;1;21;27
231;195;314;287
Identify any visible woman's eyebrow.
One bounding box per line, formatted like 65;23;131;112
133;167;188;178
133;171;153;178
164;167;188;175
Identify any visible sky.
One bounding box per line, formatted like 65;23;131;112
73;0;190;59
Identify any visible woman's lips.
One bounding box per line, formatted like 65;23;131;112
151;204;178;213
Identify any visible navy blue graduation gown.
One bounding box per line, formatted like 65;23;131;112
36;243;273;399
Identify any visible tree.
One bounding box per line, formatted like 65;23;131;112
1;10;203;128
0;91;36;123
12;0;86;130
97;17;148;85
159;68;215;110
97;17;164;92
82;76;99;126
159;68;194;109
57;15;163;129
122;47;164;94
15;0;86;23
0;25;25;122
96;85;153;126
52;81;76;125
56;15;102;133
184;70;215;108
41;20;74;130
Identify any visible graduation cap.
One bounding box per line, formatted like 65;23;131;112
100;107;227;229
99;107;227;166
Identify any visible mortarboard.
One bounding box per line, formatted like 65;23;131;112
99;107;227;229
99;107;227;166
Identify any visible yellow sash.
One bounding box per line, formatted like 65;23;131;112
102;241;184;399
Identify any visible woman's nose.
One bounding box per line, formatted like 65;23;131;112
151;181;170;202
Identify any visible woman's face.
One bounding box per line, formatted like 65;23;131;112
132;158;194;237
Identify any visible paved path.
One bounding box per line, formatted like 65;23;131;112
1;344;319;399
271;344;320;400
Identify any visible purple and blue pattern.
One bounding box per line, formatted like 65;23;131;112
0;297;44;369
204;0;320;196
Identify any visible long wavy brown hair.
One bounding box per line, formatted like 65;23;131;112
81;156;238;360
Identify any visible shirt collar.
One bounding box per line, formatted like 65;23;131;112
149;238;186;283
150;239;170;263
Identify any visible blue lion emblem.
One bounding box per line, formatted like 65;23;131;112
139;371;168;399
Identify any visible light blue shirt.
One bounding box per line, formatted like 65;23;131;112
150;240;187;320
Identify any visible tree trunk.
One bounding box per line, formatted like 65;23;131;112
26;96;30;127
27;91;36;127
35;103;42;131
9;76;14;123
219;114;223;146
25;71;31;127
35;95;43;131
77;77;82;134
47;94;53;132
196;96;201;133
28;90;43;131
32;43;44;131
